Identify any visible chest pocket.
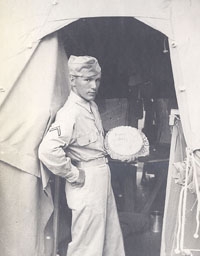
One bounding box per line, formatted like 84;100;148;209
77;131;97;146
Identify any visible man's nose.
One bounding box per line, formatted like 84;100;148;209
90;80;97;89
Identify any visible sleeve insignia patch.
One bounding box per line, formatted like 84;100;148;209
49;126;61;136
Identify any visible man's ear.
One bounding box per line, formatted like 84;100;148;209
70;75;76;87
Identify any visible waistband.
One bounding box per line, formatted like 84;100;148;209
73;157;108;168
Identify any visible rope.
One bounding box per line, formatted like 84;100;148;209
174;148;200;255
191;153;200;238
179;148;191;251
175;186;184;254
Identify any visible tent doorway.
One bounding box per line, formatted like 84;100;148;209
53;17;178;256
60;17;177;142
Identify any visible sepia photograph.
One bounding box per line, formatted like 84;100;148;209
1;1;200;256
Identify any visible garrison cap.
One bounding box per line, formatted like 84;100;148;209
68;55;101;77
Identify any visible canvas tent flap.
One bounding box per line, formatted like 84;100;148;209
0;32;70;256
0;33;70;179
161;120;186;255
169;0;200;150
0;160;54;256
161;2;200;255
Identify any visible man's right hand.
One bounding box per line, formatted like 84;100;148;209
71;169;85;188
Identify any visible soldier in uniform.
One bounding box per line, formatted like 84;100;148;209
38;55;125;256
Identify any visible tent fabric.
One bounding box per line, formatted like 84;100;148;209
168;0;200;150
0;33;69;179
0;161;40;256
1;0;200;255
160;120;186;256
0;161;53;256
0;33;70;255
161;119;200;256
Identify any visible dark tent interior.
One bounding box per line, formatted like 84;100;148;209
60;17;177;141
60;17;175;99
55;17;178;256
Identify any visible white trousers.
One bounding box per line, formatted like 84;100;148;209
65;163;125;256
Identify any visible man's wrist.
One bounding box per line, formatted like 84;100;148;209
65;165;80;183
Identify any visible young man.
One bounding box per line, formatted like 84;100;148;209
38;55;125;256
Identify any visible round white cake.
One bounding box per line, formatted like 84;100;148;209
105;126;149;161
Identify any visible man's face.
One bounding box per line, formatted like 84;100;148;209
71;74;101;101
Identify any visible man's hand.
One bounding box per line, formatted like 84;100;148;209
120;157;136;164
71;169;85;188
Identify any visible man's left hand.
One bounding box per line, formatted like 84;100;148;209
71;169;85;188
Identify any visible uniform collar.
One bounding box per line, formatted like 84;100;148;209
69;91;92;113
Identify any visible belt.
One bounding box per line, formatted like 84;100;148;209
73;157;108;168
